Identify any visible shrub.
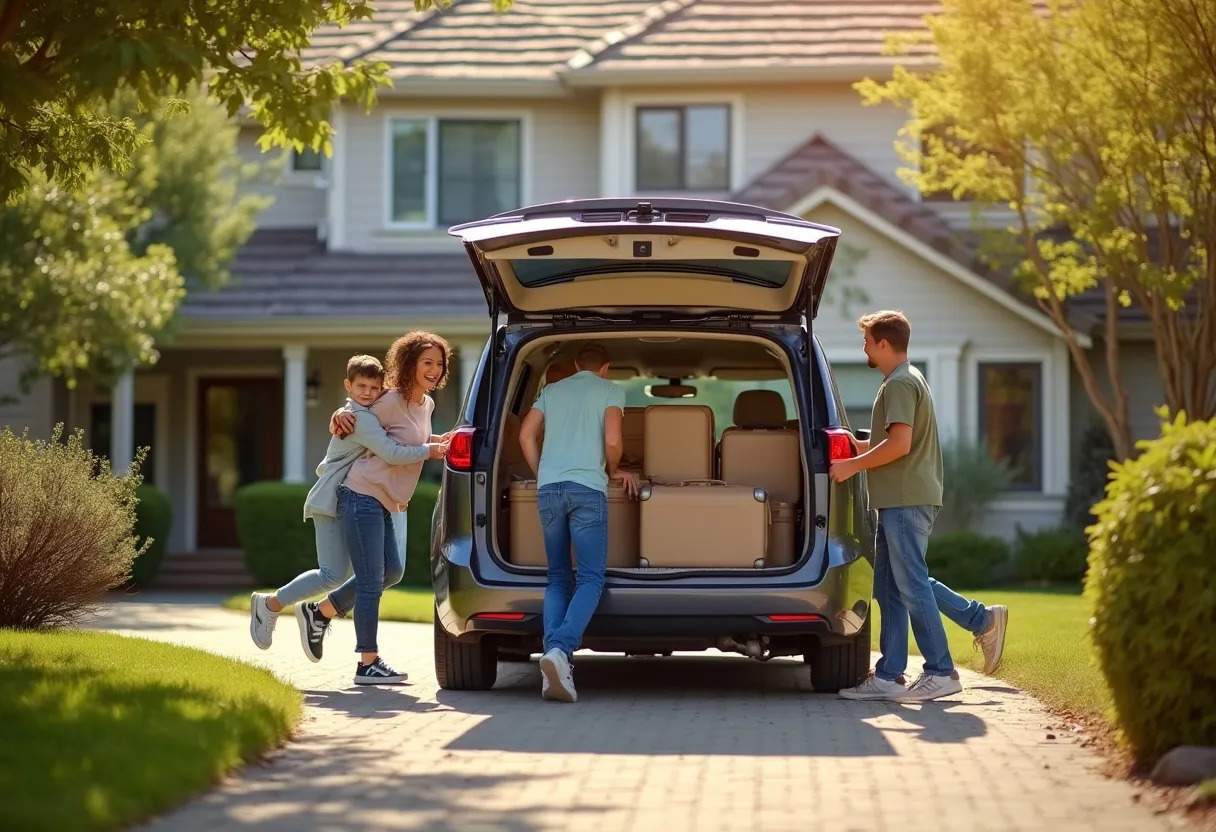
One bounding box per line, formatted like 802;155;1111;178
130;484;173;585
1064;420;1117;533
937;439;1013;533
403;481;440;587
926;531;1010;587
233;482;314;586
1086;410;1216;763
1012;526;1088;584
0;425;145;628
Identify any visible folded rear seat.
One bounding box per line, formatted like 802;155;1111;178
622;406;645;471
643;404;715;483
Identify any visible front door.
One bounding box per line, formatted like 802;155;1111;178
197;377;283;548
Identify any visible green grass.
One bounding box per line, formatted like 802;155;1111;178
0;630;301;832
223;586;436;624
870;585;1111;717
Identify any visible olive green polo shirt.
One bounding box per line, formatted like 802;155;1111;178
867;362;944;509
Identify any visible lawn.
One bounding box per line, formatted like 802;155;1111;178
222;586;435;624
0;630;301;832
870;585;1111;717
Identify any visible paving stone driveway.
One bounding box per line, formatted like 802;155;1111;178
88;592;1181;832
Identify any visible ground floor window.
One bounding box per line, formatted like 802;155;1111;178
89;403;157;484
830;362;928;433
977;362;1043;491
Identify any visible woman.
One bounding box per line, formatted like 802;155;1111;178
295;331;454;685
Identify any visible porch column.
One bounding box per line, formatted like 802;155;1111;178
932;351;962;442
110;369;135;475
283;345;308;483
460;338;485;398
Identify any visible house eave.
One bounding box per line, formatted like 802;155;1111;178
165;316;490;348
558;62;932;88
376;76;572;98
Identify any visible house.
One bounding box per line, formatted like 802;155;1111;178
0;0;1166;555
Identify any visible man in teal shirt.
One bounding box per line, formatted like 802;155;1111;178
519;343;638;703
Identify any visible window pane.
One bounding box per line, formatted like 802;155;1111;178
979;363;1042;490
390;120;428;224
292;148;323;172
437;120;520;227
89;403;157;484
636;108;681;191
684;105;730;190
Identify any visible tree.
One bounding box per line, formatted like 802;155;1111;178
0;88;269;388
857;0;1216;460
0;0;510;202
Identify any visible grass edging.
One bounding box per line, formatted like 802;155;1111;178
0;630;301;831
222;586;436;624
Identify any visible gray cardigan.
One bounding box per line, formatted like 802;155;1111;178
302;399;431;520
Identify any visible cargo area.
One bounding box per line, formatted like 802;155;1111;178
492;333;810;574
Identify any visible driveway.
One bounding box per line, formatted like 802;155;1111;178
88;592;1179;832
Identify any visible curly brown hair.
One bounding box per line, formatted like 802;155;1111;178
384;330;452;400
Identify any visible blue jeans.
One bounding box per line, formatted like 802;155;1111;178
327;487;405;654
274;515;353;607
873;505;955;680
538;482;608;658
932;578;990;635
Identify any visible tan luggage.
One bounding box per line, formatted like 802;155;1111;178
643;405;715;483
622;406;646;469
506;480;642;568
638;479;769;568
766;501;798;567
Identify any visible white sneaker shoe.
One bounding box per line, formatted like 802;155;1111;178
839;673;907;700
538;648;577;703
975;605;1009;675
896;673;963;701
249;592;279;650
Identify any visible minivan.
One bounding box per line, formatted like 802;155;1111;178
431;198;876;693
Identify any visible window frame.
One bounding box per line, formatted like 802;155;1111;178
633;103;733;193
291;147;324;173
384;112;529;231
976;360;1045;492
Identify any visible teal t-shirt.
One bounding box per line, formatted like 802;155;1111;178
533;370;626;493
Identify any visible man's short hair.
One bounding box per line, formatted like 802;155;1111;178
346;354;385;382
857;310;911;353
575;343;610;371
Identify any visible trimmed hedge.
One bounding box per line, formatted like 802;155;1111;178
130;484;173;584
1012;526;1088;584
1086;410;1216;763
926;531;1010;588
234;480;442;589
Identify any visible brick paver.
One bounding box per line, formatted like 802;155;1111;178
87;592;1182;832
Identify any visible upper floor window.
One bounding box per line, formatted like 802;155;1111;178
292;147;323;172
390;117;522;228
978;362;1043;491
635;104;730;192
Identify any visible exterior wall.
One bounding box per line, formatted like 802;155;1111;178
0;356;55;439
237;127;327;231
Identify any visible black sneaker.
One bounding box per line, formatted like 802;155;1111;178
294;601;330;663
354;657;407;685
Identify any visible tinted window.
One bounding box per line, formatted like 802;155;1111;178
508;258;793;288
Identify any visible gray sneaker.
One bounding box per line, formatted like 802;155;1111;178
539;648;577;703
249;592;279;650
975;605;1009;674
839;674;907;700
896;673;963;701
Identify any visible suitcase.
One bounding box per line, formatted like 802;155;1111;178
766;501;798;567
643;405;715;483
506;479;642;568
638;479;769;568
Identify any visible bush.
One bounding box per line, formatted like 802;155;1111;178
937;439;1013;533
926;531;1010;587
0;425;144;628
1064;420;1117;533
1086;410;1216;763
130;484;173;585
403;481;440;587
1012;526;1088;583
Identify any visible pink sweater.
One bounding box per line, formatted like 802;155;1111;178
344;389;434;512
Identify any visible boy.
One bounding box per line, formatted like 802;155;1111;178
248;355;433;651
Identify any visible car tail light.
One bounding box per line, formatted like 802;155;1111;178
764;614;825;623
472;612;527;621
446;426;477;471
823;428;855;462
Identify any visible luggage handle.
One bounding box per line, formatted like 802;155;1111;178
678;478;729;487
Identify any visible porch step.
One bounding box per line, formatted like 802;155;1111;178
151;550;256;590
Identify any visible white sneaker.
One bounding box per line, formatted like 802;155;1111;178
975;605;1009;675
538;648;577;703
839;674;907;700
249;592;279;650
896;673;963;701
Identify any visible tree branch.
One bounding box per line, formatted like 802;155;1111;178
0;0;26;48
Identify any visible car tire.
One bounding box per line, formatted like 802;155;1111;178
434;616;499;690
805;614;871;694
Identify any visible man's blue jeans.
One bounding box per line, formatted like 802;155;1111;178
537;482;608;658
328;486;405;654
873;505;955;680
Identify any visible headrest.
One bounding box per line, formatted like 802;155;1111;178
545;361;577;384
733;390;787;429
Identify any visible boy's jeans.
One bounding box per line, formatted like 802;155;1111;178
873;505;955;680
537;482;608;658
275;515;353;607
932;578;990;635
327;486;405;654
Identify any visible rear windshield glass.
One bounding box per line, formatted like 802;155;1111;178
507;258;793;288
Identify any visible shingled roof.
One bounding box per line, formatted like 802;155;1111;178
181;229;485;323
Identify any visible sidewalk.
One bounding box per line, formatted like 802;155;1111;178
89;592;1184;832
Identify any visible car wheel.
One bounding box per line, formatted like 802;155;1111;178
804;614;871;694
434;616;498;690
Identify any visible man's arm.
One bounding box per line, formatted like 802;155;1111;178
830;423;911;483
603;406;624;475
518;408;544;477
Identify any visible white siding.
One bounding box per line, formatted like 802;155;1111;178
237;127;327;231
0;356;54;439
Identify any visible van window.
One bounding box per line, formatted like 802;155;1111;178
615;376;795;440
508;258;794;288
